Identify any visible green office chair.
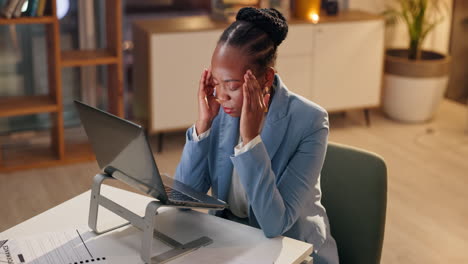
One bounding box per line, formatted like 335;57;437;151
321;142;387;264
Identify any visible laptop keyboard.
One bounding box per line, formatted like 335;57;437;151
164;185;200;203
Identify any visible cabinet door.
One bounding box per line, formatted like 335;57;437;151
312;20;384;111
276;55;313;99
151;30;220;132
276;24;314;99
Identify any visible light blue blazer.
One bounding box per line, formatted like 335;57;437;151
175;75;339;264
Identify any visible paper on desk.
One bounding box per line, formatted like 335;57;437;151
0;229;133;264
0;225;178;264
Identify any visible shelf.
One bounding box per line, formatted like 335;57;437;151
0;136;94;173
0;96;59;118
64;141;95;163
63;126;95;163
0;0;123;172
0;145;94;173
0;16;56;25
0;151;58;172
0;132;57;172
61;49;119;67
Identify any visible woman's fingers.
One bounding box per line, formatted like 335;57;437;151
244;70;266;112
240;70;269;144
205;73;210;91
206;68;212;86
207;94;220;114
247;71;255;112
250;72;267;111
199;69;207;96
200;68;218;110
205;69;216;98
243;81;250;112
199;68;215;111
244;72;254;112
263;93;270;112
196;68;219;134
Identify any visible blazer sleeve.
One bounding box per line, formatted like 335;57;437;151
230;113;329;238
174;126;212;193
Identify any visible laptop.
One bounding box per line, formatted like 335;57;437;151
75;100;227;209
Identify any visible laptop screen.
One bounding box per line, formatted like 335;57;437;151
74;101;167;201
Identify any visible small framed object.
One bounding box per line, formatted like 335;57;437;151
261;0;291;19
211;0;260;21
325;0;339;16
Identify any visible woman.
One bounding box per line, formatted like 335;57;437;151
175;7;339;264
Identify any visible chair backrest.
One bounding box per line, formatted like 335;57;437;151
321;142;387;264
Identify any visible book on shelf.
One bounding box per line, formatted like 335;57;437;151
36;0;46;16
12;0;26;18
0;0;48;18
0;0;20;19
25;0;38;16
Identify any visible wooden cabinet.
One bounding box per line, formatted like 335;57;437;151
278;19;384;111
275;24;315;99
133;10;384;134
0;0;124;172
313;20;384;111
150;31;219;132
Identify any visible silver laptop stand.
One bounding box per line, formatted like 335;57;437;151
88;173;213;264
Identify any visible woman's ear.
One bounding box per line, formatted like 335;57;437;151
264;67;276;89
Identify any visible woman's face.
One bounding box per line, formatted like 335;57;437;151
210;44;261;117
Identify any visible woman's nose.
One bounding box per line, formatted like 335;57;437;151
215;86;229;102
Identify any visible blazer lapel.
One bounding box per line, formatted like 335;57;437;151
261;75;290;161
216;114;239;202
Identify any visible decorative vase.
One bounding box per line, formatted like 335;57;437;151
383;49;451;123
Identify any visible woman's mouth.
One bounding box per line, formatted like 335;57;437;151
223;107;233;114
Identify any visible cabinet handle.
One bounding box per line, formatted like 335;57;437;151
462;17;468;26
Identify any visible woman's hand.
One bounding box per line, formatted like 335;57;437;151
196;68;220;135
240;70;271;144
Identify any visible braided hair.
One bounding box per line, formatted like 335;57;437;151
218;7;288;74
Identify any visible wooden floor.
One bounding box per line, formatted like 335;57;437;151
1;99;467;264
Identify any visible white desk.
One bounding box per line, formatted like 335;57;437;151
1;185;313;264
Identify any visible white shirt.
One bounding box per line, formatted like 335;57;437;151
191;124;263;218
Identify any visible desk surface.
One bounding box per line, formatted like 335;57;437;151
1;185;312;264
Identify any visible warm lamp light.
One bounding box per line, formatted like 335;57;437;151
309;13;320;23
295;0;321;21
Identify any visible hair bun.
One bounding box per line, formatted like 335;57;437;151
236;7;288;46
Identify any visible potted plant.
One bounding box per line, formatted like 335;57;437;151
382;0;451;122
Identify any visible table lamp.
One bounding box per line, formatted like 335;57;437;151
295;0;321;23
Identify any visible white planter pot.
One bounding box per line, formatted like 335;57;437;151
383;49;451;123
383;74;449;122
